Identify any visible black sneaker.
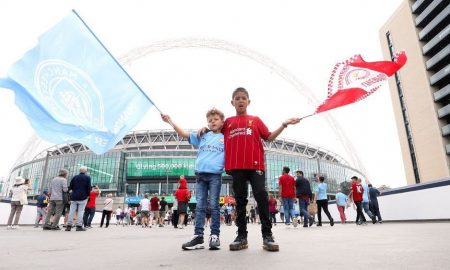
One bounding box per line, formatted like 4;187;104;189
330;219;334;226
229;234;248;251
43;225;52;231
371;216;377;224
65;225;72;231
76;226;87;231
51;226;61;231
262;235;279;252
182;235;205;250
308;216;314;227
316;223;322;227
209;235;220;250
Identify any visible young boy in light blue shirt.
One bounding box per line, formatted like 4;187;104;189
335;189;347;224
161;108;225;250
360;178;377;224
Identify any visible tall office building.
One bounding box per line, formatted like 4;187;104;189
380;0;450;185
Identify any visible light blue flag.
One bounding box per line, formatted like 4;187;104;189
0;10;154;155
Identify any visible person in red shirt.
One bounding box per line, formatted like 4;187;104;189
349;176;366;225
268;193;278;226
278;166;297;227
221;87;300;252
175;176;191;229
82;185;100;228
150;193;160;227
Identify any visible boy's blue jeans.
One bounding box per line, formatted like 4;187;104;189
194;173;222;236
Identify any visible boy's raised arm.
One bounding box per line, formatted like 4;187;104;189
267;117;301;141
160;113;189;139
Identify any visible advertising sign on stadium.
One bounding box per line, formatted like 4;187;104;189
127;158;196;177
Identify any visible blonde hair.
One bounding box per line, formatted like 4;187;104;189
206;108;225;120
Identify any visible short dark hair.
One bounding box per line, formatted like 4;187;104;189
351;176;358;180
283;166;290;173
319;176;325;182
368;184;373;188
296;170;303;176
232;87;249;99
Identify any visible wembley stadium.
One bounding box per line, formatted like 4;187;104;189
5;129;364;204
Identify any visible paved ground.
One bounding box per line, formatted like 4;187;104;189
1;222;449;270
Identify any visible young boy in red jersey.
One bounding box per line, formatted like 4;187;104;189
223;87;300;251
349;176;365;225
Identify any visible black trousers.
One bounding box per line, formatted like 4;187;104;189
100;210;112;227
231;170;272;237
316;199;333;224
270;212;277;224
172;210;179;227
355;201;366;223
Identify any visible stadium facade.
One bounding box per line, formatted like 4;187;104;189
5;130;364;200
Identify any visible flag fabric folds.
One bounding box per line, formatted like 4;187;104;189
0;10;153;155
313;51;407;115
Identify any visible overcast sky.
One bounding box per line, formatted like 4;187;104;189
0;0;405;187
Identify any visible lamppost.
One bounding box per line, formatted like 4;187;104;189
123;182;129;209
165;169;171;195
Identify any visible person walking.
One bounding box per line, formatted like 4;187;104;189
171;196;179;228
278;205;284;224
6;177;30;229
335;188;348;224
250;206;256;224
278;166;297;227
139;194;151;228
360;179;377;224
65;166;91;232
369;184;383;223
150;194;160;227
159;196;168;227
34;189;49;228
43;169;69;231
268;193;278;226
100;194;114;228
295;170;314;228
314;176;334;227
175;176;191;229
349;176;366;225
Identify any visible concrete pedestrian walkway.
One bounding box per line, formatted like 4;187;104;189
1;222;449;270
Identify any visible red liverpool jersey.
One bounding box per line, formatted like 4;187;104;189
352;182;364;202
222;115;271;171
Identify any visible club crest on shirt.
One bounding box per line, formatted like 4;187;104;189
248;120;253;127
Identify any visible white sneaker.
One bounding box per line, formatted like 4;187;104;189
293;218;298;228
6;225;12;230
209;234;220;250
11;225;19;230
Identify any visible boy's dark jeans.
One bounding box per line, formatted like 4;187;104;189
231;169;272;237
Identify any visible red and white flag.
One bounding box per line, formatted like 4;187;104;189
306;51;407;117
